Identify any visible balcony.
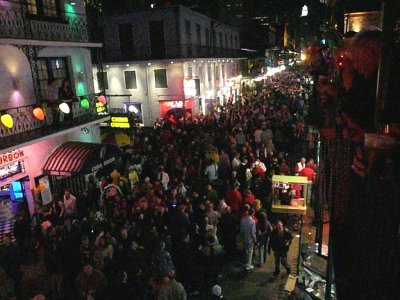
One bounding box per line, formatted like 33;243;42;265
0;2;88;43
0;94;108;151
100;43;241;62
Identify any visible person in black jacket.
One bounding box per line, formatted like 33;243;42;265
268;220;293;277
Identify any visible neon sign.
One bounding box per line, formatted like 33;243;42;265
0;149;25;167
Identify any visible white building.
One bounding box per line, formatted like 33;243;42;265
0;0;109;222
91;5;243;126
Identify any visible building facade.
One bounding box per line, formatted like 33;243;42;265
91;5;243;126
0;0;108;228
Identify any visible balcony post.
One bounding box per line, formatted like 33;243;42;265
16;45;43;103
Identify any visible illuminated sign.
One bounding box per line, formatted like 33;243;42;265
110;115;130;128
111;117;129;123
0;149;26;167
111;122;130;128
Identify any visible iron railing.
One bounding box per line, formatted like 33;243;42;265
0;94;107;150
0;1;89;42
102;43;241;62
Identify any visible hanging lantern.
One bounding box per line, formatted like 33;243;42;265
1;113;14;128
98;95;107;105
33;107;45;120
80;98;90;109
59;102;70;114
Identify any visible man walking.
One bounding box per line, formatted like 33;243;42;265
240;208;257;270
269;220;293;277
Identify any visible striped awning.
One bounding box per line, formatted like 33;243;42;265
42;141;121;176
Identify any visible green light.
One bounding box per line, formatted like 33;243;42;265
76;82;86;96
322;38;327;45
80;98;90;109
64;3;77;20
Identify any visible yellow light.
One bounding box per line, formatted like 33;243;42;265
59;103;70;114
301;53;307;61
1;114;14;128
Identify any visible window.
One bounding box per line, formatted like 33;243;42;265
222;65;225;79
37;57;70;99
187;67;192;78
97;71;109;90
119;23;134;59
219;32;223;48
207;66;211;81
199;66;203;80
215;66;219;80
27;0;59;18
185;20;191;35
235;36;238;49
225;34;228;48
27;0;38;15
196;24;201;44
154;69;167;88
205;28;210;46
124;71;137;89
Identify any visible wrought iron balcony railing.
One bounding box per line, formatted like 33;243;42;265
0;94;107;151
0;2;88;42
101;43;242;62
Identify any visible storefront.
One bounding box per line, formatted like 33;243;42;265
0;149;32;243
159;98;194;120
42;141;122;196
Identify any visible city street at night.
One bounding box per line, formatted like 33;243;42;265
0;1;399;300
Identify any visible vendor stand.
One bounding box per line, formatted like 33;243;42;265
271;175;308;215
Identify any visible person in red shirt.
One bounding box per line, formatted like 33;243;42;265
299;164;315;183
299;163;316;205
243;188;256;206
224;184;243;213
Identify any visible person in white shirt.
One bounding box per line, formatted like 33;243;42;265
295;157;306;174
63;188;76;217
204;161;219;182
231;153;241;170
254;128;263;157
157;166;170;190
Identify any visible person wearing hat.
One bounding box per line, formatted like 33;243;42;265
212;284;228;299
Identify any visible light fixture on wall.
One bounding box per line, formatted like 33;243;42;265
59;103;70;114
170;61;174;64
0;112;14;128
106;65;110;68
148;62;152;66
69;1;76;5
126;64;130;67
33;107;45;121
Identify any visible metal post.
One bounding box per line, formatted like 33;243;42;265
375;0;400;128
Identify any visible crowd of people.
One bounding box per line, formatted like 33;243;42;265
0;71;317;300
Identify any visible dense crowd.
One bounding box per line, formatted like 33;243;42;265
0;71;317;300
